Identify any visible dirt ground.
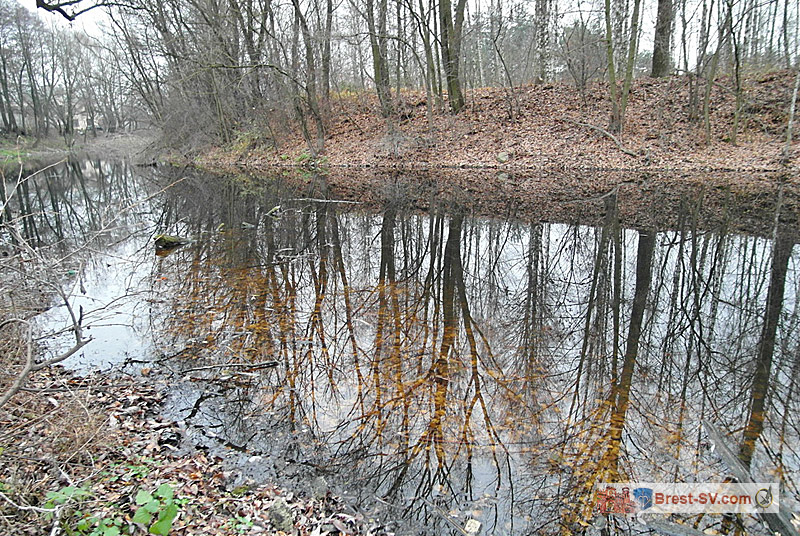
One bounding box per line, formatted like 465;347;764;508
178;71;799;240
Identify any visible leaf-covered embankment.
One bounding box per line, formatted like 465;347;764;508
193;71;799;174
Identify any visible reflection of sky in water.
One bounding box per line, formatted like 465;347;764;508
13;159;165;372
36;240;156;372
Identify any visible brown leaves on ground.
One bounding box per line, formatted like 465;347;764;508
195;70;800;174
0;367;393;535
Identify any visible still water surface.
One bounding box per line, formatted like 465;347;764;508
8;159;800;534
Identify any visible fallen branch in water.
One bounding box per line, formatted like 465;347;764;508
183;361;279;373
703;419;797;536
289;198;362;204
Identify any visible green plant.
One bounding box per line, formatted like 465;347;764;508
295;151;312;164
43;486;123;536
86;514;125;536
132;483;179;535
40;481;182;536
230;130;260;155
230;515;253;533
44;486;92;512
101;456;160;483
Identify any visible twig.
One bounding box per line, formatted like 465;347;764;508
0;490;58;514
30;339;92;372
0;317;92;408
560;185;621;205
563;118;640;158
289;198;362;204
183;361;279;373
19;384;123;394
0;319;34;409
0;159;67;215
419;498;470;536
49;505;65;536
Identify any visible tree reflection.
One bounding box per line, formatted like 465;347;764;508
63;167;795;536
2;158;145;250
739;227;795;469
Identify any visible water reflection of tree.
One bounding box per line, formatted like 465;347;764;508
541;192;800;534
1;159;157;331
156;176;800;535
3;159;146;251
559;218;655;530
160;196;528;527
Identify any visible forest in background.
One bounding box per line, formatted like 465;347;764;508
1;0;800;156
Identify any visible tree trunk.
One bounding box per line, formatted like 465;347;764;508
606;229;655;477
0;56;18;133
366;0;393;116
439;0;466;113
322;0;334;105
534;0;551;82
290;0;326;154
619;0;643;124
738;227;794;468
651;0;674;76
604;0;622;131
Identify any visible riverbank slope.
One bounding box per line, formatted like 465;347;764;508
194;70;798;174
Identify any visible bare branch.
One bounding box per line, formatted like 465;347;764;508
0;490;59;514
0;319;34;409
563;118;641;158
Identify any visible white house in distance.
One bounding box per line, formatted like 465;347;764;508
72;110;104;133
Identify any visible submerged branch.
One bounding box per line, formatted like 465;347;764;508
183;361;279;373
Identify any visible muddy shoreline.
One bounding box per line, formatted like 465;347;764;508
179;163;799;238
0;364;396;535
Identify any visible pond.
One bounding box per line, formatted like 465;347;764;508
4;158;799;534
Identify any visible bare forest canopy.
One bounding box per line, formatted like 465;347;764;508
3;0;800;155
